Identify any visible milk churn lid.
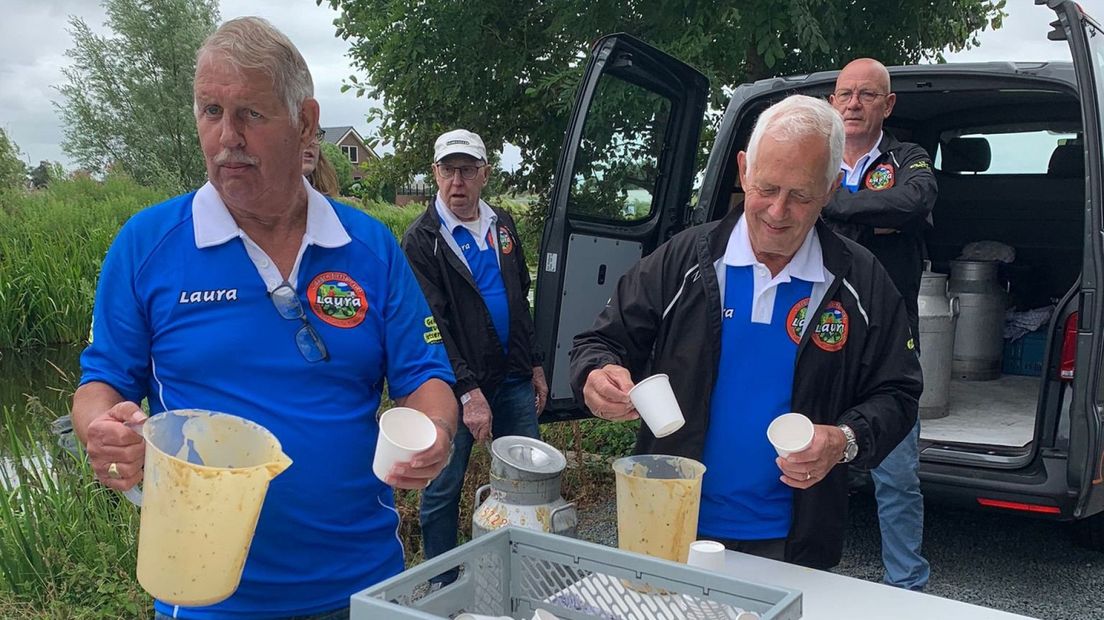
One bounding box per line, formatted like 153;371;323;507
491;436;567;475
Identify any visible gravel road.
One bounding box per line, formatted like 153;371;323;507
576;491;1104;619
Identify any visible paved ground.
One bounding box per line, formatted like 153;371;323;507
576;491;1104;619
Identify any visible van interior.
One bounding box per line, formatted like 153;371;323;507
713;71;1084;471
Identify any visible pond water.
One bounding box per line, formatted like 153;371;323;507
0;345;83;483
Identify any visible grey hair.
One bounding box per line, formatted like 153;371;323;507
745;94;844;189
194;17;314;126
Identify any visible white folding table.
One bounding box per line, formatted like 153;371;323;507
723;550;1037;620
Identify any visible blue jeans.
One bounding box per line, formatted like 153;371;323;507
871;419;930;590
155;607;347;620
419;374;540;583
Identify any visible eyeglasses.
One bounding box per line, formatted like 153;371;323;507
315;128;325;140
269;282;330;362
435;163;486;180
832;90;887;105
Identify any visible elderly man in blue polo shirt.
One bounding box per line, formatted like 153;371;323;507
572;95;921;570
402;129;547;583
71;17;457;620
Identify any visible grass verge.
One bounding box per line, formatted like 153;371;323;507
0;399;149;619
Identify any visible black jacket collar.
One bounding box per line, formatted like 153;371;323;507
705;202;853;278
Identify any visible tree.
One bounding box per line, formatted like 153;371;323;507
56;0;219;191
0;128;26;190
29;161;67;189
321;141;354;192
324;0;1005;202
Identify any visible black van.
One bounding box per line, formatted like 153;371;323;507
533;0;1104;548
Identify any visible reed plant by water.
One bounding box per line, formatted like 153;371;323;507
0;175;167;351
0;400;149;619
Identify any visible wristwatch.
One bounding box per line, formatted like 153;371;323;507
460;391;473;406
837;424;858;463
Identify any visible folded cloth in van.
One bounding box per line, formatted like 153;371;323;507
1003;305;1056;341
960;240;1016;263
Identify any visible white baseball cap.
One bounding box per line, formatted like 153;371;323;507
434;129;487;162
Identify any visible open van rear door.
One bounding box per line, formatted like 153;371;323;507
533;34;709;422
1045;0;1104;520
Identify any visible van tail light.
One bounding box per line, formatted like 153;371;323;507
1060;311;1078;381
977;497;1061;514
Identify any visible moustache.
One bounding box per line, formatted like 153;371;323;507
213;151;258;166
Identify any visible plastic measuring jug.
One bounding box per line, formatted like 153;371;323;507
122;409;292;606
613;455;706;564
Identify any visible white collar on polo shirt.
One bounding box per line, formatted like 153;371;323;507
724;213;826;283
840;130;883;182
434;196;497;242
192;177;352;250
717;213;829;325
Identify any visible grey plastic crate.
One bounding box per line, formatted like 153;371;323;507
351;527;801;619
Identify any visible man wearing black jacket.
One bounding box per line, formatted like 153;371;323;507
402;129;547;581
823;58;937;591
571;95;920;570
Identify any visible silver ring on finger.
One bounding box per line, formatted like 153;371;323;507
108;462;121;480
805;471;812;481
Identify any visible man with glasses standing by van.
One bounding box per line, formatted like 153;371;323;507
823;57;938;592
71;17;457;618
403;129;548;582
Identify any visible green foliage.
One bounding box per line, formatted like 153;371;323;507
56;0;219;192
0;175;167;351
28;162;66;190
542;419;639;458
320;141;354;193
0;399;149;618
354;153;405;203
322;0;1006;220
356;197;423;239
488;196;541;267
324;0;1005;210
0;129;27;190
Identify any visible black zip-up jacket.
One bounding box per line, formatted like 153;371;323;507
569;205;921;569
822;132;938;340
402;201;541;398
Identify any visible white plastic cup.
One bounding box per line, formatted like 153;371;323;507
687;540;727;571
627;373;685;438
766;412;814;457
373;407;437;482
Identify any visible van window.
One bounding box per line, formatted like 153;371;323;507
566;74;671;222
935;130;1077;174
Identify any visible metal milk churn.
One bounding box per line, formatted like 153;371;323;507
949;259;1007;381
472;436;577;539
917;269;958;419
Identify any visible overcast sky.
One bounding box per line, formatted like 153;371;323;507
0;1;1074;172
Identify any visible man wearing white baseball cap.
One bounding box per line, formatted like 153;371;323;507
433;128;487;161
403;129;548;584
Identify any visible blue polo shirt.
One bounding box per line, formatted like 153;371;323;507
80;181;454;619
698;214;830;541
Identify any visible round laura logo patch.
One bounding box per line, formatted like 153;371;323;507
865;163;895;191
787;297;810;345
813;301;849;352
498;225;514;255
307;271;367;328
